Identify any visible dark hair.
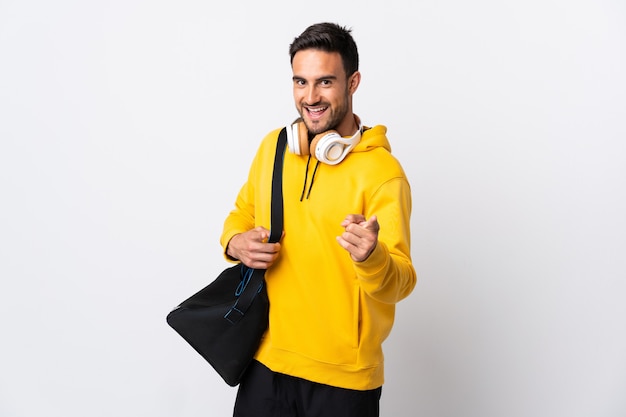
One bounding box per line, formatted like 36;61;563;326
289;22;359;77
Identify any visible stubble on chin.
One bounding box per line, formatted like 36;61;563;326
300;108;342;136
303;119;328;136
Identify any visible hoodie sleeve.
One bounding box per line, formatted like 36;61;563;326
220;139;262;261
220;129;281;260
220;177;256;262
353;175;417;303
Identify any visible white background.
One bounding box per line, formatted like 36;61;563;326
1;1;625;416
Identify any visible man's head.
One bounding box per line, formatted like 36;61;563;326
289;23;361;137
289;22;359;79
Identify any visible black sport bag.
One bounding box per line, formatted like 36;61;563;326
166;264;269;386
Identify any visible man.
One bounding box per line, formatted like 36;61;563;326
221;22;416;417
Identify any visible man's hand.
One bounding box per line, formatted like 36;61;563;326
226;227;282;269
336;214;380;262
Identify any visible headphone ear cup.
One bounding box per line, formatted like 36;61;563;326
296;122;310;155
308;132;324;156
311;130;344;164
287;121;312;155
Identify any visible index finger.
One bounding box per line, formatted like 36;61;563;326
361;215;379;232
341;214;367;227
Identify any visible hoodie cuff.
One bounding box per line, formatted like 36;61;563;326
353;241;389;283
221;231;244;263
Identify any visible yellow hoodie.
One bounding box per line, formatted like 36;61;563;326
221;124;416;390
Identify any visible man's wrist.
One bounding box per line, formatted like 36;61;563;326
225;234;240;261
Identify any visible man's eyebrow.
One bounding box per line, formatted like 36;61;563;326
292;75;338;82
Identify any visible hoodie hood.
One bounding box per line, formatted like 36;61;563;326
352;124;391;154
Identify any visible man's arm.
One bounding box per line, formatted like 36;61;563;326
340;178;417;304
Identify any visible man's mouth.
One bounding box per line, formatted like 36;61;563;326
305;106;328;120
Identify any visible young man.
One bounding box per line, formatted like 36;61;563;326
221;22;417;417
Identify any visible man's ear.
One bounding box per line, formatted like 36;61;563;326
348;71;361;94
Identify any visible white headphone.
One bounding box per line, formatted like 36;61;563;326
286;116;362;165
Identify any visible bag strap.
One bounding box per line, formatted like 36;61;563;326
224;128;286;324
268;128;286;243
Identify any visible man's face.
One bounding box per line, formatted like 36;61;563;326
292;49;360;136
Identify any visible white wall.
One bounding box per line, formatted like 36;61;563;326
1;1;624;416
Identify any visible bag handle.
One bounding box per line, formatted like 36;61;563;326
224;128;286;324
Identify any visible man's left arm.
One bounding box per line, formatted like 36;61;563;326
337;177;417;303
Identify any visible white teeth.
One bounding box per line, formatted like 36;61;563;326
308;107;326;113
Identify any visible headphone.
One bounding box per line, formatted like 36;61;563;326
286;116;362;165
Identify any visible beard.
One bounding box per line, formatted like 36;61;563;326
299;91;350;136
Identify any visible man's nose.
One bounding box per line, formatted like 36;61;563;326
305;85;320;104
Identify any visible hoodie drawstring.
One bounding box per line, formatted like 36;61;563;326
299;155;321;201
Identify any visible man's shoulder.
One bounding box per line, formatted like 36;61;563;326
250;127;287;164
259;127;286;147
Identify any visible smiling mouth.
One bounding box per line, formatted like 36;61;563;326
305;105;328;120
